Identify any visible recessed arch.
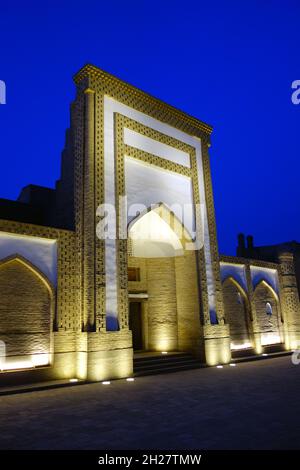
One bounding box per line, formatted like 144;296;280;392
253;279;279;303
128;202;195;258
0;254;55;369
127;202;201;353
253;279;282;346
222;276;252;349
128;202;194;241
222;276;250;308
0;254;55;299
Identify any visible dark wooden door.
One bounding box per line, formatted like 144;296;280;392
129;302;143;351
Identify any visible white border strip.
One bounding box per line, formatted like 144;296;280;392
124;127;191;167
103;96;216;328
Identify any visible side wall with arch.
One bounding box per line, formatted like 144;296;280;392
252;280;283;346
222;277;251;349
220;256;288;354
0;220;80;384
0;255;54;368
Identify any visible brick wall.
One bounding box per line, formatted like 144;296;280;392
253;282;282;344
175;250;202;353
128;250;203;354
0;258;51;358
146;257;178;351
222;278;251;347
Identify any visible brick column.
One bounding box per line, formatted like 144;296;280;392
82;88;96;331
201;137;230;365
278;252;300;349
244;263;262;353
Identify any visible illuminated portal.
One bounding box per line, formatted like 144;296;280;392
103;94;217;330
128;205;201;352
0;255;54;371
129;208;184;258
0;64;299;384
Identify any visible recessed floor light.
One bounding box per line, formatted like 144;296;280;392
262;353;268;356
69;378;78;383
102;381;111;385
216;365;223;369
126;378;135;382
229;363;236;367
161;351;168;355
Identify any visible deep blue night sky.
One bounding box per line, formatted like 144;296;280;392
0;0;299;254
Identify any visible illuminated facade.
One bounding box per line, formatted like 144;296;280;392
0;64;300;384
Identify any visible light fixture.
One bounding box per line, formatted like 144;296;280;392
126;378;135;382
69;378;78;383
102;381;111;385
229;363;236;367
262;353;268;357
216;365;223;369
161;351;168;355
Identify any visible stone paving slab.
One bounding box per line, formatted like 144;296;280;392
0;356;299;449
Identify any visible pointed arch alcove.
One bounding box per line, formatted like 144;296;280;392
253;279;283;346
0;254;55;370
222;276;252;350
127;203;202;355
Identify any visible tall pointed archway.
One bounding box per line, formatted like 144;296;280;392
127;204;202;354
0;255;54;370
222;276;252;350
253;279;283;346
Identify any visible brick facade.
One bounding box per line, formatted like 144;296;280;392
0;64;299;385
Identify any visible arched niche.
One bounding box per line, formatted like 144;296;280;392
128;202;194;258
127;204;201;354
222;276;252;350
0;254;55;370
253;280;282;346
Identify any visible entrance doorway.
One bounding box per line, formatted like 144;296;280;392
129;302;144;351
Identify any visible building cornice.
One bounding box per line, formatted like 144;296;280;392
73;64;213;136
219;254;279;269
0;218;75;237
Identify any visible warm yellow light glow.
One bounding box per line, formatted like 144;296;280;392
0;353;50;371
289;338;300;351
129;209;184;258
1;360;32;371
161;351;168;355
260;333;281;346
253;336;263;355
76;351;88;380
153;335;174;352
205;348;218;366
126;378;135;382
102;381;111;385
31;353;49;367
204;336;231;366
230;342;252;351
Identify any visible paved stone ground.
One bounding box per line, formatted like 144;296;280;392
0;356;300;450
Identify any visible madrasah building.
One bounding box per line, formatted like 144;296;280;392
0;64;300;385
